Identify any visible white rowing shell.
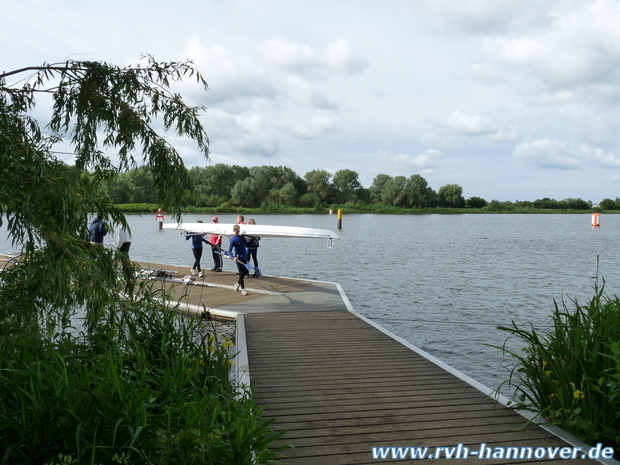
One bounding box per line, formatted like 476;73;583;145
162;222;339;239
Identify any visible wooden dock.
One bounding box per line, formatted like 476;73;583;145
98;262;620;463
246;311;612;464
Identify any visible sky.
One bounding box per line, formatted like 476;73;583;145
3;0;620;202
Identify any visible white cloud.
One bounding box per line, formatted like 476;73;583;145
421;132;445;146
442;110;519;142
201;110;282;158
208;152;250;167
444;110;492;135
580;144;620;169
408;149;443;169
182;39;277;106
481;1;620;90
514;139;620;170
399;0;569;35
282;115;339;140
285;75;339;110
229;134;280;157
488;126;520;142
259;39;368;77
514;140;580;169
378;149;443;173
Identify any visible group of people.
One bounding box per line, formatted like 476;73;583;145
87;213;260;296
186;215;260;296
88;214;132;256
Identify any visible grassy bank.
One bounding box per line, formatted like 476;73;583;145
117;203;610;215
496;287;620;457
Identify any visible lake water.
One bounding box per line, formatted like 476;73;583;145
3;212;619;395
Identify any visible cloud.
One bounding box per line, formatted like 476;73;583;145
182;39;277;105
201;110;281;157
229;134;280;157
481;1;620;90
208;152;250;168
421;132;445;146
260;39;368;77
580;143;620;169
488;126;519;142
378;149;443;173
407;149;443;169
400;0;569;35
282;115;339;139
285;75;339;110
444;110;492;135
442;110;519;142
513;139;620;170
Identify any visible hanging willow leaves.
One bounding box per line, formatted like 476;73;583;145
0;55;210;326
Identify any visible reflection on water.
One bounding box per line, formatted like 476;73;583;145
3;212;620;395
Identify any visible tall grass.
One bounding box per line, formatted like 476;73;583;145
497;286;620;454
0;298;286;464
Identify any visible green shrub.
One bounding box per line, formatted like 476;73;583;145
0;300;286;464
497;286;620;455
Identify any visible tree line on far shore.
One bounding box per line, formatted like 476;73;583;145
109;164;607;212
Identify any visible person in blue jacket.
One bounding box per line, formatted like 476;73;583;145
227;224;249;295
88;214;107;245
186;220;208;277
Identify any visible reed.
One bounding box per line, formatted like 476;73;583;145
0;296;286;464
496;285;620;454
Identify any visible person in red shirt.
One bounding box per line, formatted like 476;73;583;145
209;216;223;272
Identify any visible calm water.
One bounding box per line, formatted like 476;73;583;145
3;213;619;394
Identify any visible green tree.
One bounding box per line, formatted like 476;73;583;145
484;199;503;212
273;165;305;194
438;184;465;208
356;186;371;205
369;174;392;203
189;163;249;206
108;171;132;204
382;176;408;207
600;198;617;210
467;196;488;208
405;174;434;208
304;169;333;204
245;165;304;204
279;182;299;205
298;193;321;207
231;178;259;206
249;165;277;201
0;56;209;324
533;198;559;209
111;166;157;203
332;169;361;203
563;198;591;210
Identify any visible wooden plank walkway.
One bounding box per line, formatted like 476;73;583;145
245;311;606;464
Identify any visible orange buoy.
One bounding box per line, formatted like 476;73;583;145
592;213;601;227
